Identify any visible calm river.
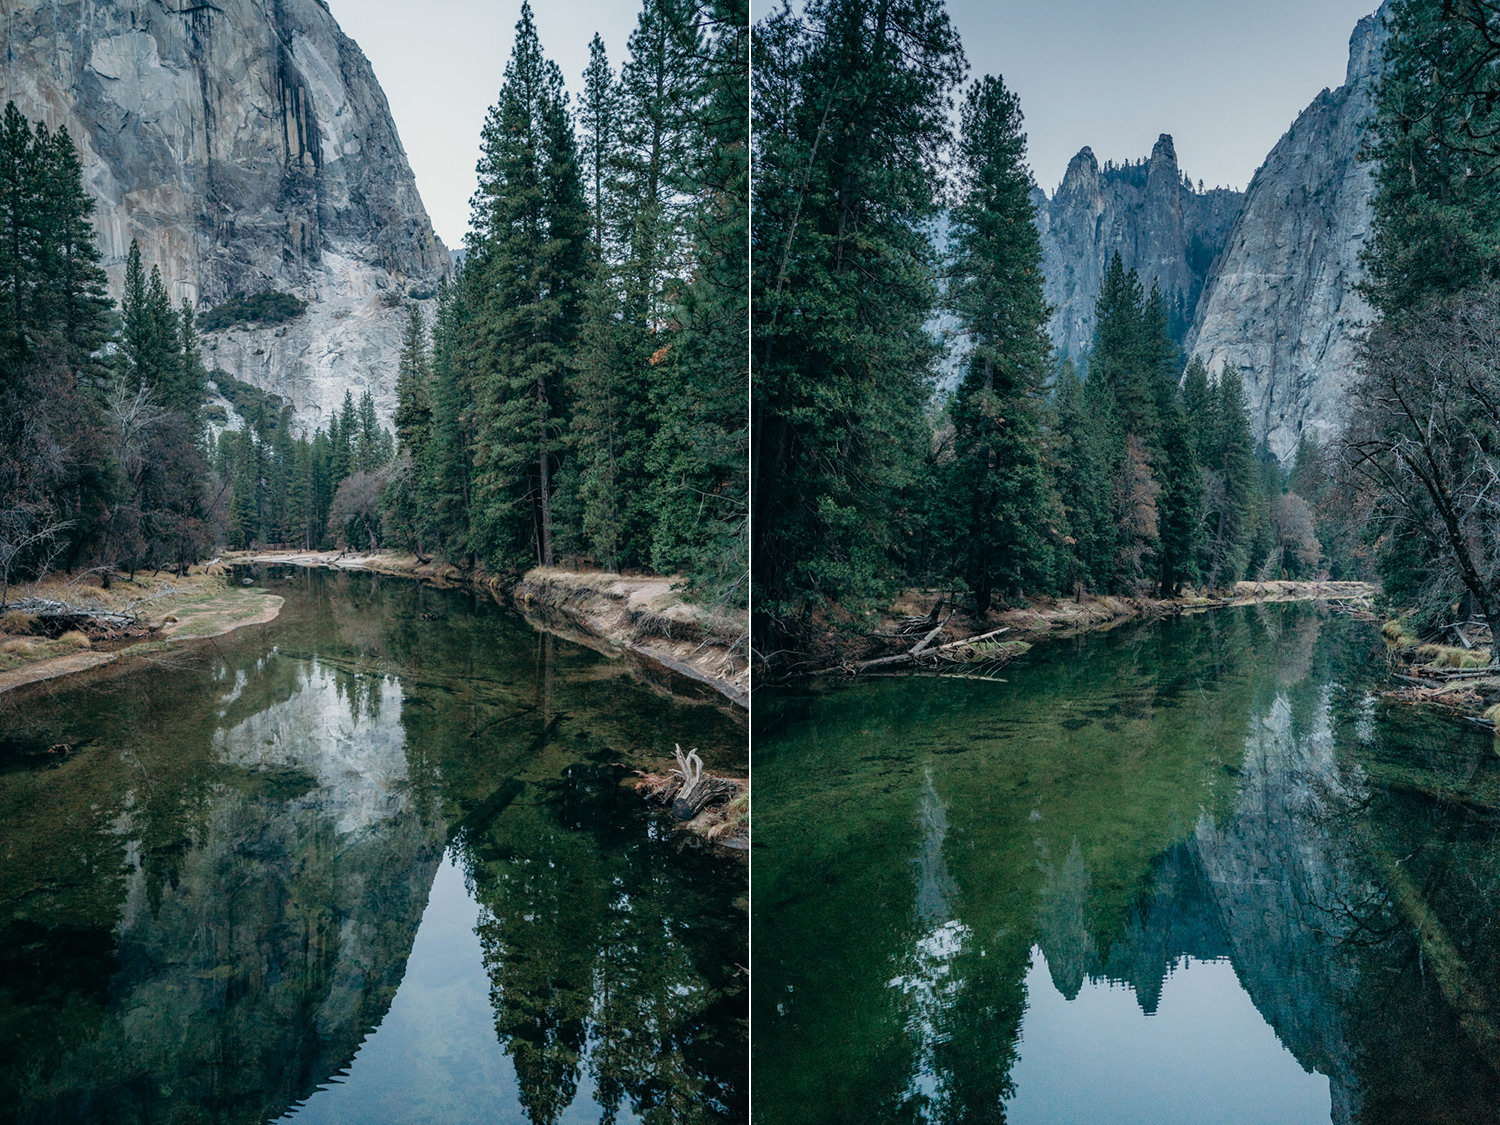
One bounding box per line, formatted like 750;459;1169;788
754;604;1500;1123
0;566;747;1124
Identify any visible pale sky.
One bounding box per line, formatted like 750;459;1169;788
337;1;1382;248
331;1;641;250
755;0;1379;195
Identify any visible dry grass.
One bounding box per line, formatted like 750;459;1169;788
0;569;281;693
1415;643;1491;670
705;792;750;844
1384;618;1419;647
0;612;37;635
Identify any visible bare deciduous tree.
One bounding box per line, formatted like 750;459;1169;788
1340;289;1500;654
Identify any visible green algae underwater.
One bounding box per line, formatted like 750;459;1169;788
754;603;1500;1124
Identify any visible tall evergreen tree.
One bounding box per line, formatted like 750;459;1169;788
579;33;622;259
942;73;1056;611
1361;0;1500;318
644;0;750;601
465;1;589;570
753;0;966;644
420;278;475;562
1051;360;1119;590
1142;285;1201;594
393;305;433;454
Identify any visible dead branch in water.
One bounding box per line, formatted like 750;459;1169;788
642;745;740;821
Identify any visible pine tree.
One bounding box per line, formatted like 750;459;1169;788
1200;365;1259;586
752;0;966;645
421;277;476;563
393;304;433;454
943;73;1056;611
1051;361;1119;590
643;0;749;602
1142;286;1201;594
36;123;110;375
1361;0;1500;318
171;297;207;419
579;33;622;258
465;2;589;570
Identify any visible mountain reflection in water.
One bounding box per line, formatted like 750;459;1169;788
0;567;746;1124
754;605;1500;1124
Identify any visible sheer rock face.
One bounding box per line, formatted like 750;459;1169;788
1187;6;1388;461
1034;135;1244;363
0;0;449;431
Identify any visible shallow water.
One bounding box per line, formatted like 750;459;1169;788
753;605;1500;1124
0;566;746;1124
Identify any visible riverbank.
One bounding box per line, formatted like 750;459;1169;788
0;571;283;695
230;550;749;847
786;579;1379;680
234;551;749;711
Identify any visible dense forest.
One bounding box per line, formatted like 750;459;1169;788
0;0;747;609
751;0;1331;665
1337;0;1500;651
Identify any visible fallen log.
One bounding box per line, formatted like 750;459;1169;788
930;626;1010;654
851;611;956;672
908;612;955;657
1;597;142;636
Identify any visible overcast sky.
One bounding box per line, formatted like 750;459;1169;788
335;1;1380;248
332;1;640;250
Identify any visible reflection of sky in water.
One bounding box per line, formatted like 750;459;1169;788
1005;949;1329;1124
282;852;638;1125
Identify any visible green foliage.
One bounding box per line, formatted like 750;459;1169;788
0;108;128;580
643;0;750;602
383;2;747;606
1361;0;1500;318
211;370;287;436
462;2;590;572
939;73;1058;610
752;0;966;641
198;290;308;333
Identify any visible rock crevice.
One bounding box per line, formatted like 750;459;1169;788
1;0;449;431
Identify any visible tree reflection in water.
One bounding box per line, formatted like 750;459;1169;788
755;605;1500;1124
0;567;746;1124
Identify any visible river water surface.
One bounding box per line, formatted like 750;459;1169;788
0;566;747;1123
754;605;1500;1124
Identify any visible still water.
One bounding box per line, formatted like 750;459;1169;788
754;604;1500;1124
0;567;747;1124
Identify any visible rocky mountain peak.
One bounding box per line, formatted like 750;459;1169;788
1188;3;1389;460
1347;6;1387;86
1;0;450;433
1059;146;1100;196
1035;136;1242;363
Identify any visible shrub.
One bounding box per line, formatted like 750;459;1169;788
199;290;307;333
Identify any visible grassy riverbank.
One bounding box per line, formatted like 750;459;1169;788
0;570;283;694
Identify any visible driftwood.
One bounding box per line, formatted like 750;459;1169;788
850;620;1018;675
851;612;955;672
655;745;739;821
1;597;143;636
1405;666;1497;681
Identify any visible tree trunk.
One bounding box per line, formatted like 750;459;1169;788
537;373;553;567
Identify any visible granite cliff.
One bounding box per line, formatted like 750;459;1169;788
1034;135;1243;362
1187;5;1388;460
0;0;449;431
